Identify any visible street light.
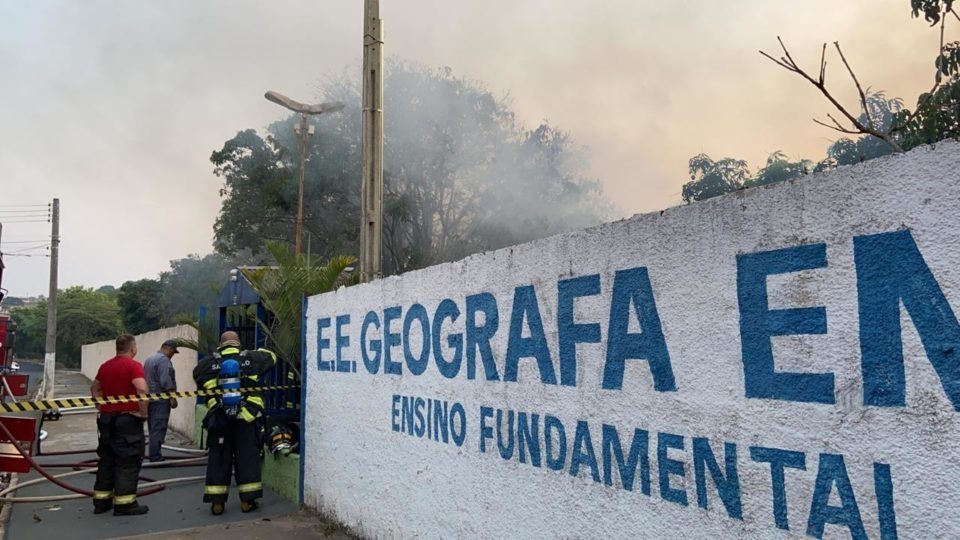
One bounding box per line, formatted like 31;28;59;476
264;91;345;255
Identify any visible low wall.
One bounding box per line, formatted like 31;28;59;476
81;325;198;442
303;142;960;538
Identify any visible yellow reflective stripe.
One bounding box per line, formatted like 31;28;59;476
114;494;136;505
238;407;257;423
257;348;277;364
238;482;262;493
220;347;240;355
206;398;218;408
204;485;229;495
93;490;113;500
246;396;265;408
203;379;218;390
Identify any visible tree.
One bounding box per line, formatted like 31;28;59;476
242;242;355;376
57;287;123;367
747;151;812;188
160;253;240;320
212;62;612;274
681;154;750;203
2;297;25;308
683;1;960;204
10;302;46;359
681;151;811;202
759;0;960;154
117;279;165;335
96;285;118;298
12;287;124;367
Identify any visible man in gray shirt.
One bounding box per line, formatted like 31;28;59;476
144;340;179;462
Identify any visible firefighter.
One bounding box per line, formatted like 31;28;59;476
193;331;276;515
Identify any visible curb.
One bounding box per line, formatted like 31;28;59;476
0;473;19;540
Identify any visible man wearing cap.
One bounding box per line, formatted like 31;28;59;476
144;339;179;462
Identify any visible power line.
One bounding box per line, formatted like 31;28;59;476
0;204;49;208
0;220;50;224
1;245;48;253
2;253;49;258
0;240;49;244
6;244;48;254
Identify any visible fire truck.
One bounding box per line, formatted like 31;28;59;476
0;252;16;370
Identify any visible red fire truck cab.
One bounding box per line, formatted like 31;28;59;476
0;252;14;368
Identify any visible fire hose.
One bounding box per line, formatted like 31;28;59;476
0;420;207;504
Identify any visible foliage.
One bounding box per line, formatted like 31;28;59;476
96;285;118;298
12;287;122;367
243;242;355;376
2;297;25;308
912;0;954;25
117;279;165;335
9;302;46;359
686;1;960;203
680;154;750;203
817;92;903;167
747;152;812;188
212;61;612;275
104;253;250;340
896;77;960;148
57;287;123;366
681;151;813;202
160;253;243;320
170;312;221;357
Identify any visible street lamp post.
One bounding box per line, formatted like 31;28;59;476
264;91;344;255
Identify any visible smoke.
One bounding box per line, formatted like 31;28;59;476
0;0;942;294
242;61;612;274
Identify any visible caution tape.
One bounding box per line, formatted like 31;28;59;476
0;385;300;413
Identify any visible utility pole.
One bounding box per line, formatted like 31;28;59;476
43;198;59;399
360;0;384;282
294;113;310;255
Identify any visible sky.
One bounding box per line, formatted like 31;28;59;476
0;0;948;297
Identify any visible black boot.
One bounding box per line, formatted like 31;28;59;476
93;501;113;515
240;500;259;513
113;503;149;516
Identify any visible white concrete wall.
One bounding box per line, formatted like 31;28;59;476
303;142;960;538
81;325;198;441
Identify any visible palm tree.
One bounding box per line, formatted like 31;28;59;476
243;242;356;377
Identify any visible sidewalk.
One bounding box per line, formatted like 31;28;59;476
1;370;312;540
117;511;353;539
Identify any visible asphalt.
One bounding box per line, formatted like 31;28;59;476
0;367;336;540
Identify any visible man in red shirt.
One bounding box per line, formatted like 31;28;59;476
90;334;150;516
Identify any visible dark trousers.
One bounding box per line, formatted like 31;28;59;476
94;413;145;510
204;417;263;504
147;401;171;461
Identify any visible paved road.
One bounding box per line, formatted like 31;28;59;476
2;369;314;540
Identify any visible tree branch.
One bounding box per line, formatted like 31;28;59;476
833;42;872;129
759;36;905;152
813;117;859;134
819;43;827;85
